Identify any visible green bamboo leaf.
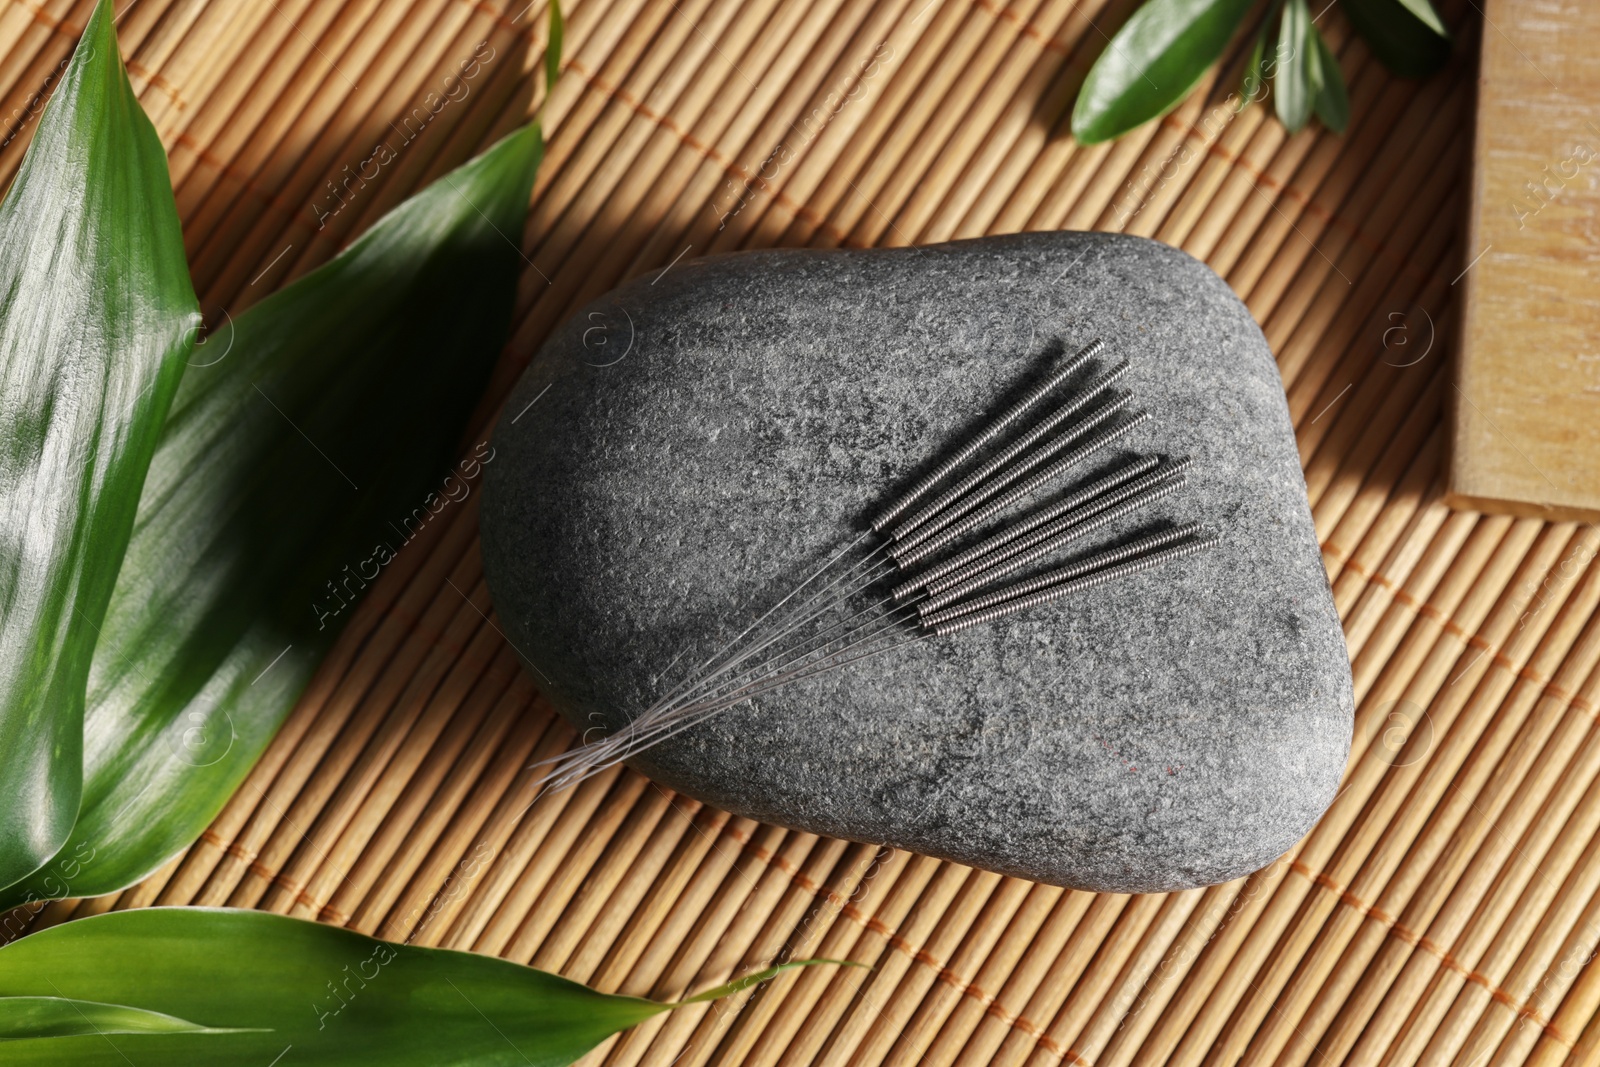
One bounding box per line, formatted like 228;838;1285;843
0;909;850;1065
0;908;661;1064
1072;0;1257;144
0;7;560;911
1312;27;1350;132
1274;0;1320;133
1338;0;1450;78
0;0;200;890
0;997;260;1041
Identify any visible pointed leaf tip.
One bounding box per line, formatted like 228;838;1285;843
1394;0;1448;37
677;958;869;1005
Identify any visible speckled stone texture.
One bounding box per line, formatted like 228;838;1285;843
481;232;1352;893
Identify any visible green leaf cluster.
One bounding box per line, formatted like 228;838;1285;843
1072;0;1450;143
0;0;560;908
0;13;851;1055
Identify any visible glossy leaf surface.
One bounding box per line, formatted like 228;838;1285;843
0;909;847;1065
0;0;199;889
1391;0;1447;36
1274;0;1319;132
1072;0;1256;143
0;908;661;1065
0;119;545;910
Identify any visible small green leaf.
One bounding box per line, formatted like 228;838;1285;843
1238;25;1268;106
0;0;200;890
1274;0;1320;133
1072;0;1258;144
1339;0;1450;77
0;909;853;1065
0;997;261;1041
1312;27;1350;132
0;0;563;910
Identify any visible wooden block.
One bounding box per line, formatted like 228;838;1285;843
1449;0;1600;521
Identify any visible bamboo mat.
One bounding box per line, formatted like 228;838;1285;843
5;0;1597;1064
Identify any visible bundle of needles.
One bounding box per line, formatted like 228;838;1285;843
538;338;1219;791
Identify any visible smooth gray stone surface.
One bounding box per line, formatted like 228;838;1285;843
481;232;1352;893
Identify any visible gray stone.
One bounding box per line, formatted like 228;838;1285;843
480;232;1352;894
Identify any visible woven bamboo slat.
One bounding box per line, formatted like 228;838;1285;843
6;0;1600;1063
